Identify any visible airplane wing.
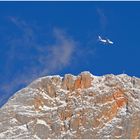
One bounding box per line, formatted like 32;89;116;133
101;39;107;43
107;39;113;44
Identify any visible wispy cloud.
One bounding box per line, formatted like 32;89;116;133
8;17;76;75
96;8;108;31
9;16;34;37
40;28;76;75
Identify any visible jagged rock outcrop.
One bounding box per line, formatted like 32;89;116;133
0;71;140;139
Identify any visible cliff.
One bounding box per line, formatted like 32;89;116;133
0;71;140;139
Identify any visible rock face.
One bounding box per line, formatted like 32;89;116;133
0;71;140;139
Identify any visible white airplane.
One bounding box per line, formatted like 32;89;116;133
98;36;113;45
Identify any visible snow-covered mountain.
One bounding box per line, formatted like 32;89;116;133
0;71;140;139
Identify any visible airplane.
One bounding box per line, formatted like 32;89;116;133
98;36;113;45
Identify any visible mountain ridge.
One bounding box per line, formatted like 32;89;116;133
0;71;140;139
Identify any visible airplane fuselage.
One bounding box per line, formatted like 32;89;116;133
98;36;113;45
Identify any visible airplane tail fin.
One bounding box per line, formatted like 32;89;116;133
98;36;102;40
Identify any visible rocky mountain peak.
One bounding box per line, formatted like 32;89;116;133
0;71;140;139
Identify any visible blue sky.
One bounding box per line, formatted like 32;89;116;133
1;1;140;106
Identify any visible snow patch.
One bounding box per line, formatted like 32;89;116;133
36;119;47;126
